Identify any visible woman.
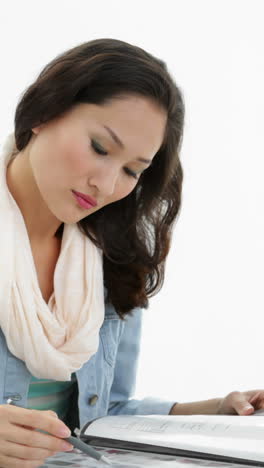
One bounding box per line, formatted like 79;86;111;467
0;38;263;468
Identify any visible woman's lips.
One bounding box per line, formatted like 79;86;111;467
72;190;97;206
72;190;97;210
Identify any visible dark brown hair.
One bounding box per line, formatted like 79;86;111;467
14;38;185;318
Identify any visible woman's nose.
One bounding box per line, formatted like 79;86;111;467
90;166;119;197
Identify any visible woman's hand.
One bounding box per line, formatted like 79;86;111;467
0;404;73;468
217;389;264;415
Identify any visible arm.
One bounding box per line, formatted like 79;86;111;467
169;399;222;415
108;307;176;416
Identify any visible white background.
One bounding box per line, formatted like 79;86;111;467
1;0;263;404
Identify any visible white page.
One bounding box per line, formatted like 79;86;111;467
84;415;264;463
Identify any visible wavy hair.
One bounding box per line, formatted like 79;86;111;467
14;38;185;318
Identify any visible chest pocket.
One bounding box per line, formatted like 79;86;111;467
99;303;123;367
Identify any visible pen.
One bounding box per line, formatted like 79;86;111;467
7;398;112;465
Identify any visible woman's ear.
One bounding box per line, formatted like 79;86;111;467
31;124;44;135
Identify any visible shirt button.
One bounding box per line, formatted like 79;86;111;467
89;395;98;406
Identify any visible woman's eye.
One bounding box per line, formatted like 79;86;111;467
91;139;108;156
124;167;140;180
91;139;141;180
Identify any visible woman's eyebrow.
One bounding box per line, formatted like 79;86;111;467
102;125;152;165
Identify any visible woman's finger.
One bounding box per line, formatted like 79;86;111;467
0;452;45;468
0;438;56;461
229;393;254;415
249;392;261;404
4;424;73;453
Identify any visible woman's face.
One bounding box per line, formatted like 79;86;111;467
29;95;167;224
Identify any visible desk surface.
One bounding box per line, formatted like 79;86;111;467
41;447;257;468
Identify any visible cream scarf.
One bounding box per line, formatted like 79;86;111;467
0;132;105;381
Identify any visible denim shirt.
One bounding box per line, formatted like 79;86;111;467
0;302;175;429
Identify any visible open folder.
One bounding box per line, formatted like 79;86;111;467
79;414;264;467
